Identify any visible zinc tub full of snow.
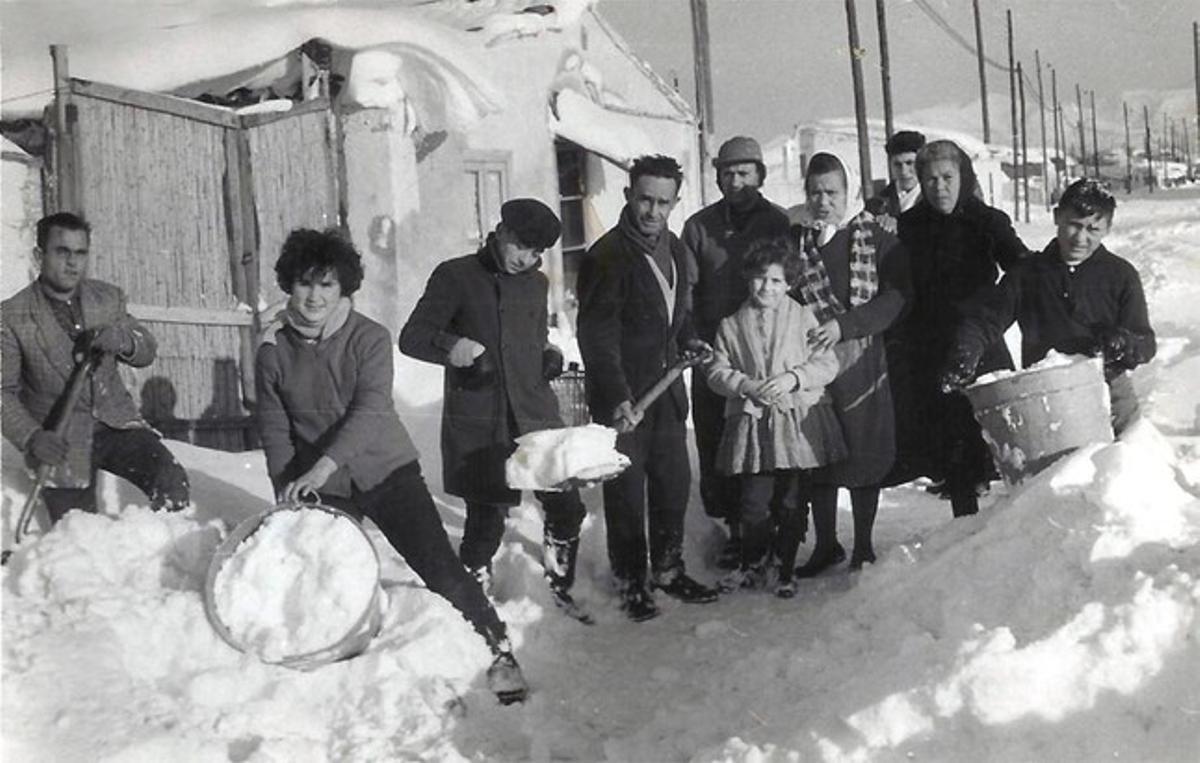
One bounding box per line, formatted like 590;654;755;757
965;354;1113;484
203;503;386;671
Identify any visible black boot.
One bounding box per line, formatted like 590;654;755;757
793;542;847;578
651;570;719;604
617;578;660;622
715;521;742;571
544;535;594;624
486;645;529;705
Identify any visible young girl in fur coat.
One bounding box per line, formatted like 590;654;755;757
705;239;847;597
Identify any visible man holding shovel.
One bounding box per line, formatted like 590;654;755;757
2;213;190;528
577;155;719;622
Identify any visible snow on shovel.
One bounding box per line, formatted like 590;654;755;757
506;347;710;492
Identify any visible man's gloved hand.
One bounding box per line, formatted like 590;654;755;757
938;346;983;393
1092;325;1133;369
448;337;486;368
28;430;69;467
78;325;134;356
542;345;565;381
611;400;644;433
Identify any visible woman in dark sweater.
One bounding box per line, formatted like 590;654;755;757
255;228;527;704
891;140;1029;516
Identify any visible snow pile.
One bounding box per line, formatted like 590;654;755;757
211;508;380;663
505;423;630;490
974;349;1088;384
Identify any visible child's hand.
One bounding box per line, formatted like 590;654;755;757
758;372;798;404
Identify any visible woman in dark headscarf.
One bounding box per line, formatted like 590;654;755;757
889;140;1029;517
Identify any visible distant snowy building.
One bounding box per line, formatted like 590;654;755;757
0;0;700;450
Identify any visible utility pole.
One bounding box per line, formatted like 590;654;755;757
689;0;716;205
1194;22;1199;162
1076;83;1087;178
845;0;874;200
1018;61;1030;222
1035;51;1050;209
875;0;895;140
1006;10;1019;218
1184;120;1193;180
1051;66;1063;191
973;0;991;143
1089;90;1100;179
1123;101;1133;193
1144;104;1154;192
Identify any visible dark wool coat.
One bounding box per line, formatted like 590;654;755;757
399;245;562;505
576;225;696;424
790;220;912;487
2;279;156;487
682;193;792;343
256;310;419;498
957;240;1156;377
889;194;1029;486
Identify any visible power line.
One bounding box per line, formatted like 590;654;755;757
910;0;1042;94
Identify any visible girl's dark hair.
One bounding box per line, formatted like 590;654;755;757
804;152;847;193
741;238;802;284
275;228;364;295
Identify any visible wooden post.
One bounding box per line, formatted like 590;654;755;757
1089;90;1100;179
973;0;991;143
1143;104;1154;192
689;0;716;206
1035;51;1050;209
875;0;895;140
1195;22;1199;165
1075;83;1087;178
1018;62;1029;222
50;45;80;214
1051;66;1063;192
1006;10;1018;218
845;0;874;200
1184;119;1193;180
1123;101;1133;193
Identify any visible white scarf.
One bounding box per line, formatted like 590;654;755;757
806;151;866;246
896;183;922;214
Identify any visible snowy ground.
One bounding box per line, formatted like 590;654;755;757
3;192;1199;761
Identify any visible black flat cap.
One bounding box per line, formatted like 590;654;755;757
501;198;562;249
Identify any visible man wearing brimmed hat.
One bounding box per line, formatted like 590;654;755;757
682;136;791;569
400;197;592;622
866;130;926;231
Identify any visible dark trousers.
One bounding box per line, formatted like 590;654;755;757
691;374;740;526
740;470;808;577
322;461;508;651
42;424;190;523
602;398;690;585
460;490;587;571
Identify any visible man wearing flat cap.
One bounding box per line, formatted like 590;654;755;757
400;197;592;622
866;130;926;232
682;136;791;569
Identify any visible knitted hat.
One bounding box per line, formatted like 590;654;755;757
885;130;926;156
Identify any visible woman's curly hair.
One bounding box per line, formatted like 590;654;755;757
275;228;365;296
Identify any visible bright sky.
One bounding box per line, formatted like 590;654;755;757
602;0;1198;144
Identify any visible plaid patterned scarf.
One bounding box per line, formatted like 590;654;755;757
791;212;879;324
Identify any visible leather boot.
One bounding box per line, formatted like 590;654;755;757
544;535;593;624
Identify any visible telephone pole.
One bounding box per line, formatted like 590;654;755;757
689;0;716;205
973;0;991;143
1193;22;1199;161
1006;10;1019;218
845;0;874;200
1051;66;1063;191
875;0;895;140
1123;101;1133;193
1144;104;1154;192
1089;90;1100;179
1076;83;1087;178
1018;61;1030;222
1035;51;1049;210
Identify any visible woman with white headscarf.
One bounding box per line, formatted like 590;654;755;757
788;151;913;575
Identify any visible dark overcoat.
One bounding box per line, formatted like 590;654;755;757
889;194;1028;486
575;226;695;424
1;279;156;487
399;245;561;504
